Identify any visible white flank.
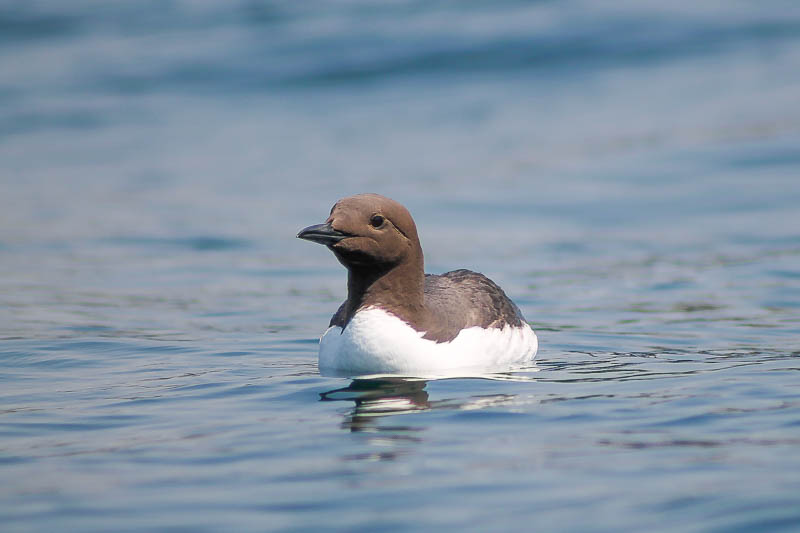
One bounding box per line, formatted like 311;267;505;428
319;307;538;377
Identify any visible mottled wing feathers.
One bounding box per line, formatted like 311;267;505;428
420;269;526;342
330;269;527;343
329;301;348;328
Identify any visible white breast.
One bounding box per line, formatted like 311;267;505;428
318;307;537;377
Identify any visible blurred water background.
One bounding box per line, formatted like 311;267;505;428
1;1;800;531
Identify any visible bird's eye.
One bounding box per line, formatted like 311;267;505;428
370;215;385;228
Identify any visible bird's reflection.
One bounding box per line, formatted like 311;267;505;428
320;377;431;433
319;370;538;462
320;373;534;430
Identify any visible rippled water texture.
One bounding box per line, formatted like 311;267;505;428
1;1;800;531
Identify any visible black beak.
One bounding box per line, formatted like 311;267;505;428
297;223;350;246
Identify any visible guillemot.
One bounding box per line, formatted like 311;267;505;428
297;193;537;376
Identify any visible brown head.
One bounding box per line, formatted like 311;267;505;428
297;193;423;271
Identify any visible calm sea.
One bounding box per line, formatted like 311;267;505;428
1;1;799;531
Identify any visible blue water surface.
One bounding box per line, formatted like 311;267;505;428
1;1;800;531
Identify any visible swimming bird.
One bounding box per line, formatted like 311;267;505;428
297;193;537;376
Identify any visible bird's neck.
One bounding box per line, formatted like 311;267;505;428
344;253;426;324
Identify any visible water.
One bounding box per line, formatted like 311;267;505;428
2;1;800;531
